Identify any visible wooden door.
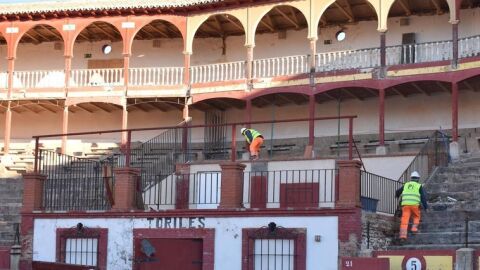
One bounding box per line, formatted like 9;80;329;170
134;238;203;270
280;182;319;208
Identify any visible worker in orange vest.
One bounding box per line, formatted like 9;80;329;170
395;171;428;241
241;128;264;160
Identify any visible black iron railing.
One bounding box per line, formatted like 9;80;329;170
398;130;449;183
40;149;115;211
243;169;337;208
361;171;402;215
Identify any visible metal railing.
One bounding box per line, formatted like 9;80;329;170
459;35;480;58
386;40;453;65
191;61;245;84
14;70;66;89
253;55;309;78
129;67;184;86
142;172;221;210
398;130;449;183
33;115;358;173
39;149;115;211
243;169;337;208
361;171;402;215
316;48;380;72
71;68;124;88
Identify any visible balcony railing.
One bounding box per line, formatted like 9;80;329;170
253;55;309;79
14;70;65;89
459;35;480;58
191;61;245;84
316;48;380;72
129;67;184;86
6;35;480;93
71;68;124;88
386;40;453;65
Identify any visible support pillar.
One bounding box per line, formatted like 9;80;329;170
123;53;130;95
336;160;362;208
309;37;317;70
218;162;246;209
304;95;315;158
112;168;140;211
121;105;128;147
246;45;254;90
245;99;252;128
61;106;69;154
64;55;72;97
184;52;191;88
376;89;387;155
21;173;47;212
451;20;459;69
450;82;460;160
4;102;12;154
7;57;15;99
379;31;386;78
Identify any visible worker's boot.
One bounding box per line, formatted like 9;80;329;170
411;224;419;234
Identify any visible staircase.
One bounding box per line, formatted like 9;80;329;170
388;153;480;250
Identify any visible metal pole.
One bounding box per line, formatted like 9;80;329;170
348;118;353;160
34;137;39;173
126;130;132;167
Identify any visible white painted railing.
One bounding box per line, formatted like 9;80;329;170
71;68;124;88
130;67;184;86
14;70;65;89
0;72;8;89
459;35;480;58
253;55;309;79
386;40;452;65
191;61;245;84
316;48;380;72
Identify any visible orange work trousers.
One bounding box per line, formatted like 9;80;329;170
249;137;264;156
399;205;421;239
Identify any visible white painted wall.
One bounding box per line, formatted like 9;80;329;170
0;8;477;72
361;155;415;180
33;216;339;270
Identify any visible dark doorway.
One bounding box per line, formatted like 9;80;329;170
134;238;203;270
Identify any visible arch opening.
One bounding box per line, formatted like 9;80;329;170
131;20;184;72
191;14;246;84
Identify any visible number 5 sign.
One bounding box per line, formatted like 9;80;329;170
402;255;426;270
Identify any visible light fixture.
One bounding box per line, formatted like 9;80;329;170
102;44;112;55
335;30;346;42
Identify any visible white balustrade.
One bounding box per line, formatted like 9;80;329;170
316;48;380;72
253;55;308;79
191;61;245;84
130;67;184;86
14;70;65;89
387;40;452;65
70;68;124;88
459;35;480;58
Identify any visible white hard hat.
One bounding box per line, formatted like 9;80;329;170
241;128;247;134
410;171;420;179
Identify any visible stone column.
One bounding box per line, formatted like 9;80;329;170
112;168;140;211
218;162;246;209
456;248;474;270
379;31;386;78
450;82;460;161
336;160;362;208
451;20;459;69
10;244;21;270
175;164;190;209
22;173;47;212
